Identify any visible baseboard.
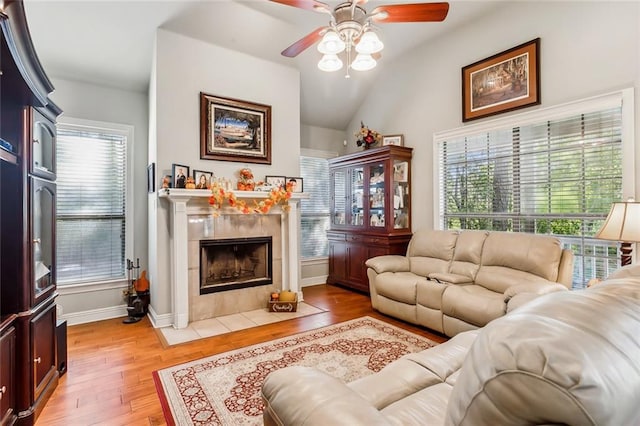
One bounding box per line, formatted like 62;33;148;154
148;304;173;329
60;304;128;326
301;275;327;287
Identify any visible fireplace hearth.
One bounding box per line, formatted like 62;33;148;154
200;236;273;294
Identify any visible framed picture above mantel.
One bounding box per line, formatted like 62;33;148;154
462;38;540;122
200;92;272;164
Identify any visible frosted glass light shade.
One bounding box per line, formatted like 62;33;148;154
351;54;376;71
318;54;343;72
356;31;384;54
317;31;346;55
595;201;640;242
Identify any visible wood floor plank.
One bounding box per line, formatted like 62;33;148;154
35;284;446;425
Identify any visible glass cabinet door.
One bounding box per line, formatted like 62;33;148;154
392;159;410;229
369;162;385;228
31;109;56;179
332;169;346;226
350;167;364;226
32;178;55;303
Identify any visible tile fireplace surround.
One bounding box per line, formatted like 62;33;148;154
159;189;308;329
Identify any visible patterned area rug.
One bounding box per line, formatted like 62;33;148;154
153;316;437;426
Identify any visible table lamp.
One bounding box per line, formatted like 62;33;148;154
595;199;640;266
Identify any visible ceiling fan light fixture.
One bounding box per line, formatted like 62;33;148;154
351;53;377;71
317;31;346;55
355;30;384;54
318;54;344;72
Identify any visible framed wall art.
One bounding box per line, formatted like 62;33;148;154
286;177;303;193
462;38;540;122
193;169;213;189
172;164;189;189
265;175;286;188
200;92;272;164
382;134;404;146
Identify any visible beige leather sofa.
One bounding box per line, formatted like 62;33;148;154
262;276;640;425
366;229;574;336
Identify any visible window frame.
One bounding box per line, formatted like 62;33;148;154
300;148;337;261
55;116;134;295
432;88;635;282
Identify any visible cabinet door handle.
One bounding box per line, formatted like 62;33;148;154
33;238;41;244
34;357;42;364
0;385;5;393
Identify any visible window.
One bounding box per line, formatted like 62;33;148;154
435;90;634;288
56;118;133;287
300;150;334;258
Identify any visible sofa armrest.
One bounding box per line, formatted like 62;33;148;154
503;282;568;313
262;366;389;426
365;255;410;274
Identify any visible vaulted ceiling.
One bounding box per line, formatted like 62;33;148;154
25;0;498;129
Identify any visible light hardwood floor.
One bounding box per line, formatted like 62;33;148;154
36;284;447;425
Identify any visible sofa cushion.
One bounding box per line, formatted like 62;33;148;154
476;232;562;293
446;279;640;426
441;285;505;327
417;279;447;309
449;230;488;281
408;230;457;277
375;271;419;304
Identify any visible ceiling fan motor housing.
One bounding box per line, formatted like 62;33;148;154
334;3;369;42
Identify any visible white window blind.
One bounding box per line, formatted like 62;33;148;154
300;155;331;258
56;125;128;285
438;105;624;288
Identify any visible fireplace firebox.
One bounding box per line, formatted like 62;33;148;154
199;237;273;294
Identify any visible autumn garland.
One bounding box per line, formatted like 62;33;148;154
208;182;293;216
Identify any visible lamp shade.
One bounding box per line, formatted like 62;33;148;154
318;54;343;72
317;31;345;55
356;31;384;54
351;54;376;71
595;201;640;242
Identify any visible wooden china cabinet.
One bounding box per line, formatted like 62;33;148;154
327;145;412;293
0;1;62;424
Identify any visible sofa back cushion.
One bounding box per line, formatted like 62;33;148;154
446;279;640;426
475;232;562;293
449;230;488;281
408;230;458;277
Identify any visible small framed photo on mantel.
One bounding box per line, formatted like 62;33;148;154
172;164;189;189
382;135;404;146
286;177;303;193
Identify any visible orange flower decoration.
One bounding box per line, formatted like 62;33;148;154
208;183;293;216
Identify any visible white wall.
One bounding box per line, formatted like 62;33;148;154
49;78;148;322
149;29;301;320
300;124;347;154
347;1;640;232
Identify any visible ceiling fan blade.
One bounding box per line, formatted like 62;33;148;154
371;2;449;23
281;27;326;57
270;0;332;14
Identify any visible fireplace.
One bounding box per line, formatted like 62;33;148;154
200;237;273;294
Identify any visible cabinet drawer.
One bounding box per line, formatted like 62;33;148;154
346;235;385;245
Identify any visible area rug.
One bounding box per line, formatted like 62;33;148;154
153;316;437;426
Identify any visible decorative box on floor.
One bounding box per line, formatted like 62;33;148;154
268;291;298;312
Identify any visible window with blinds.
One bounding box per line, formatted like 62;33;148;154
438;105;624;288
56;125;128;285
300;155;331;258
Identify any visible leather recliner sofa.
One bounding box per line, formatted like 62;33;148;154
365;229;574;336
262;274;640;425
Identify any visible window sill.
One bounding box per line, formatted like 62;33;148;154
57;279;129;295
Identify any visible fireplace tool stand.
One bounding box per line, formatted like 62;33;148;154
123;258;149;324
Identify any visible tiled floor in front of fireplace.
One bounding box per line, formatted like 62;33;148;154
157;302;326;346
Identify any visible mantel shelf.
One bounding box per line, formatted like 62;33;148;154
157;188;309;202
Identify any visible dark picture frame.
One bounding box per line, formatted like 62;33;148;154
462;38;540;122
147;163;155;193
200;92;272;164
382;134;404;146
286;177;303;193
193;169;213;189
265;175;286;188
172;164;190;189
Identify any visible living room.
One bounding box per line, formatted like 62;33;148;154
1;0;639;424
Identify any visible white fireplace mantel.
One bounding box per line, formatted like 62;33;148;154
158;188;308;329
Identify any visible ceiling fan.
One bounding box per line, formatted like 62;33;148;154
271;0;449;76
